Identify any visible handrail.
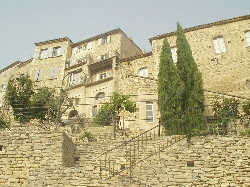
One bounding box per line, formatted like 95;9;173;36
95;124;160;159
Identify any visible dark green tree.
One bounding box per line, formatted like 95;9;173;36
176;23;206;134
158;38;184;135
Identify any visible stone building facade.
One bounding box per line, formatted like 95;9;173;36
0;15;249;130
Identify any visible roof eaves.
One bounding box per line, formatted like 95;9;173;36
149;14;250;43
71;28;123;48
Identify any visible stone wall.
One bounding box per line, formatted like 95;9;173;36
0;123;249;186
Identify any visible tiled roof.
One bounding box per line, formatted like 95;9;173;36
71;28;124;48
149;14;250;43
35;37;72;46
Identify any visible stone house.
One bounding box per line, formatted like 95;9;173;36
0;14;249;131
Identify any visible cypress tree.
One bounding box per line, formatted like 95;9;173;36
176;23;206;133
158;38;184;135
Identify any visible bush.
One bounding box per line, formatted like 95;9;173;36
211;96;240;135
0;115;8;129
239;129;250;137
81;131;97;142
93;92;136;126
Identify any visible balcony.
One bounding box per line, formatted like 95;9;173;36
65;55;93;70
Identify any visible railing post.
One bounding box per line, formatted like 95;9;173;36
158;121;161;137
109;158;111;178
100;159;102;179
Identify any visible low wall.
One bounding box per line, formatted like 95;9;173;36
0;123;249;186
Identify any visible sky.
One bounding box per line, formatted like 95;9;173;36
0;0;250;70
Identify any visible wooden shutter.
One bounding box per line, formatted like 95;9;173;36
107;35;111;43
60;47;65;56
219;37;226;53
48;47;53;57
245;31;250;46
213;38;220;54
171;47;177;63
34;49;40;59
98;38;103;46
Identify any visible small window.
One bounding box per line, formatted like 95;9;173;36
146;102;154;122
52;47;61;57
171;47;177;63
39;49;48;59
96;92;105;100
50;67;58;79
34;70;43;81
245;31;250;46
138;68;148;78
92;105;98;116
213;36;226;54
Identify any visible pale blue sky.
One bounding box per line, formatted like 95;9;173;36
0;0;249;70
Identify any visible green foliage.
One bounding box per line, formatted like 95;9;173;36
158;38;184;135
94;92;136;126
239;129;250;137
241;101;250;128
0;113;9;129
5;75;69;124
5;75;33;123
94;103;113;126
211;96;240;135
81;131;97;142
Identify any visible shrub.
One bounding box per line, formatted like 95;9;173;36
81;131;97;142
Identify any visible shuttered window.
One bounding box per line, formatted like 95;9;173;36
138;67;148;77
146;102;154;122
213;37;226;54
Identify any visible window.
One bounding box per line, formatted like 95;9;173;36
171;47;177;63
213;36;226;54
34;70;43;81
68;72;81;86
98;72;110;81
39;49;48;59
92;105;98;116
96;92;105;100
146;102;154;122
50;67;58;79
138;67;148;77
245;31;250;46
52;47;61;57
98;35;111;46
